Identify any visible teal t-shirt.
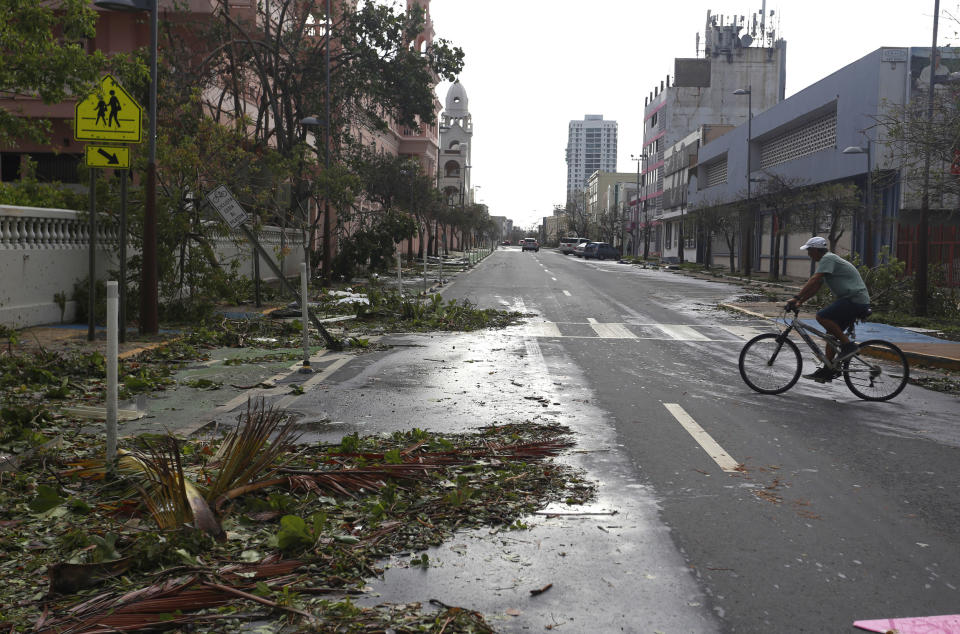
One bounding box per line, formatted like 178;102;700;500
815;252;870;304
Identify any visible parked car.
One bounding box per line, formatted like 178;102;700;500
521;238;540;252
560;237;589;255
501;240;511;245
573;241;589;257
582;242;620;260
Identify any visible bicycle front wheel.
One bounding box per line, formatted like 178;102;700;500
842;340;909;401
739;333;802;394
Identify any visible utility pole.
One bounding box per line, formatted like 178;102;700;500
916;0;940;316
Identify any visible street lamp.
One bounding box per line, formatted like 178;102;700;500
299;0;332;284
95;0;158;333
733;86;753;277
843;141;874;266
631;153;648;259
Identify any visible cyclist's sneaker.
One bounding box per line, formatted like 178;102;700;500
837;342;859;361
803;366;839;383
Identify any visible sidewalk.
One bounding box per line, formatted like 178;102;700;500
723;301;960;371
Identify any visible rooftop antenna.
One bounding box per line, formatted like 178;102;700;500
760;0;767;44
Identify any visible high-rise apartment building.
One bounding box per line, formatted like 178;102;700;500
565;115;617;202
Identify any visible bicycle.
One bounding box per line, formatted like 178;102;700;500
738;306;910;401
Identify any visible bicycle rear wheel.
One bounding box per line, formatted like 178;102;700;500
739;333;802;394
842;340;909;401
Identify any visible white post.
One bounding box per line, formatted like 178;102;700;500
106;281;118;472
300;263;312;373
397;251;402;294
423;249;428;295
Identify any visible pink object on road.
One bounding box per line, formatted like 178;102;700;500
854;614;960;633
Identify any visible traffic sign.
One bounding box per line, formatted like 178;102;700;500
85;145;130;169
205;185;250;229
74;75;143;143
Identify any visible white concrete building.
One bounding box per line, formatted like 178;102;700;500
566;115;617;202
439;82;472;207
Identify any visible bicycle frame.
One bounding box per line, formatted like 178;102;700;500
775;312;852;369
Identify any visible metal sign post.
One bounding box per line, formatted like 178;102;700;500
76;75;142;342
204;186;343;350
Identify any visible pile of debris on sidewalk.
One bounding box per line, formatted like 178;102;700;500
1;399;595;631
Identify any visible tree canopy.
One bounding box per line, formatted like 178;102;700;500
0;0;109;146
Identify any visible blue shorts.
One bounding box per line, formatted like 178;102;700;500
817;298;870;331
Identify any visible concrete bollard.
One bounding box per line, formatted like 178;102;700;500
300;263;312;373
106;281;118;472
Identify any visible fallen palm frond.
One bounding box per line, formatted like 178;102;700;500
38;559;309;633
47;558;134;595
205;398;302;502
136;436;224;541
62;442;225;540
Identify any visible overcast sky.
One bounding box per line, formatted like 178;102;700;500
428;1;952;230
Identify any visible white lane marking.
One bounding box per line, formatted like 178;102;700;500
655;324;712;341
719;325;767;340
587;317;599;324
551;277;557;281
664;403;740;473
562;290;572;297
590;323;637;339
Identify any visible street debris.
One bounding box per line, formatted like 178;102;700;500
529;583;553;596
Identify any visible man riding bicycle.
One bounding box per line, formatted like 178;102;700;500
785;237;871;382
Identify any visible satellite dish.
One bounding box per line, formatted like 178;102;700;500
741;33;754;47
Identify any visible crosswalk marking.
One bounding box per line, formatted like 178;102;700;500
591;322;637;339
655;324;712;341
718;325;766;341
515;320;769;342
526;322;563;337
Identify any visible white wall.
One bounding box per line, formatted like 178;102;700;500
1;205;304;328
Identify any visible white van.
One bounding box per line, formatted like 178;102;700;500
559;237;589;255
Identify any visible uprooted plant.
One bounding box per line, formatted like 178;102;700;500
2;401;594;631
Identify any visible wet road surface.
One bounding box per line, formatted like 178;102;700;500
159;247;959;632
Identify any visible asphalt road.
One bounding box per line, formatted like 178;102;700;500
433;247;960;632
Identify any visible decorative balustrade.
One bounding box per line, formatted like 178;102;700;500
0;206;119;250
1;206;300;251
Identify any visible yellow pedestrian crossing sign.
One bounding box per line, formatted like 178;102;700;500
74;75;143;143
85;145;130;169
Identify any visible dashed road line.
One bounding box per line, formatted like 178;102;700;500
663;403;740;472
